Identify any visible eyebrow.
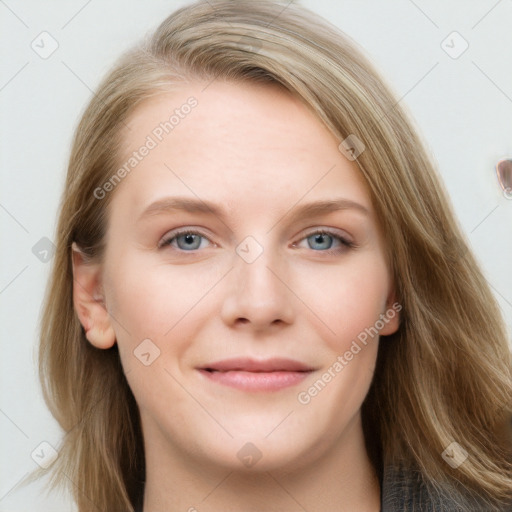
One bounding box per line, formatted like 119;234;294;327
138;196;370;223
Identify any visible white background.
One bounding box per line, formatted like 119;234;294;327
1;1;511;510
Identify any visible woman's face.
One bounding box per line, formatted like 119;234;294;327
80;80;399;472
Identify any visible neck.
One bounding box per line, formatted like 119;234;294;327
141;414;381;512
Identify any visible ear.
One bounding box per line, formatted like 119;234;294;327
379;286;401;336
71;242;116;349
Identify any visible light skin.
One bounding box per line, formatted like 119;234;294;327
72;79;399;512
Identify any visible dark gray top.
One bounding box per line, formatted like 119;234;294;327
381;464;512;511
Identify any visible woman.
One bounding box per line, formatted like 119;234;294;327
27;1;512;510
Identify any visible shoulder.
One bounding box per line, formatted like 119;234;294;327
381;464;512;512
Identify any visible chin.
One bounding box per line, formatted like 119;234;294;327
195;433;317;474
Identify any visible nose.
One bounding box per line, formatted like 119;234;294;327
220;241;295;332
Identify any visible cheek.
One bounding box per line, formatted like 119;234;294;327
103;254;208;413
107;254;191;330
104;251;225;362
291;261;388;449
108;268;171;343
295;257;390;354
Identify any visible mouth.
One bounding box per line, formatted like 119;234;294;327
197;357;315;392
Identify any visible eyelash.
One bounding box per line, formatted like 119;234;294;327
296;229;356;255
158;228;355;256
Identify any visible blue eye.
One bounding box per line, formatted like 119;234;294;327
307;232;336;250
299;230;354;255
159;228;354;255
159;230;211;251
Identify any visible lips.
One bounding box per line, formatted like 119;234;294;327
197;357;315;392
200;357;315;373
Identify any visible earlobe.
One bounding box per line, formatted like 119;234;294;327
379;290;401;336
71;242;116;350
84;324;117;350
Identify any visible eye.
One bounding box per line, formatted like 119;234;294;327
294;229;355;255
158;229;212;251
158;227;355;255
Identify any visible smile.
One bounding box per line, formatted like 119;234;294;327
197;357;315;392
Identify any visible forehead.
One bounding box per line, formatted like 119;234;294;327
110;80;372;219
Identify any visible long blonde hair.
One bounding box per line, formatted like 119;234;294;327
25;1;512;510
